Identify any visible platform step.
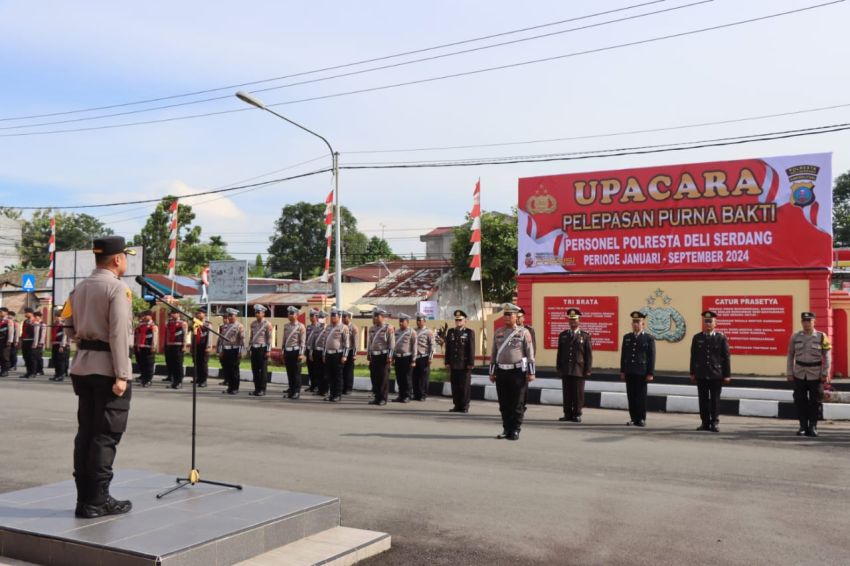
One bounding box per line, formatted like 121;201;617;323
237;526;390;566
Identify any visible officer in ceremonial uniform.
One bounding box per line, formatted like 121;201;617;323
133;310;158;387
786;312;831;437
312;311;330;396
217;308;245;395
164;311;188;389
490;303;535;441
304;309;321;392
444;309;476;413
367;308;395;405
190;306;212;388
556;308;592;423
412;312;436;401
249;304;273;397
391;313;416;403
33;311;47;376
690;310;731;432
0;307;10;376
620;311;655;427
50;307;71;381
65;236;135;518
322;308;350;402
282;306;306;399
342;311;358;394
20;307;36;378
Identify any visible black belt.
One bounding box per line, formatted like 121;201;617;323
79;339;111;352
795;360;822;367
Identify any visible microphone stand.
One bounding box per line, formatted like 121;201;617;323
138;280;243;499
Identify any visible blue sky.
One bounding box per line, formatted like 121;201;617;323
1;0;848;261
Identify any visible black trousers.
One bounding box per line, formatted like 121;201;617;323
343;350;355;393
0;342;9;374
9;345;18;369
52;345;69;377
369;354;389;402
250;347;268;393
304;350;315;389
325;353;344;398
625;374;648;423
496;368;528;434
21;340;34;374
696;379;723;425
165;345;184;386
450;368;471;411
221;349;241;392
561;375;586;418
135;348;155;384
192;349;209;385
793;378;823;428
394;355;413;399
34;347;44;373
284;351;302;394
71;374;131;505
412;357;431;400
313;350;327;394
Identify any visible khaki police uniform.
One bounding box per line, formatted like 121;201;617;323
322;315;350;401
313;318;331;395
304;314;323;392
343;315;358;394
787;323;831;435
413;321;436;401
217;315;245;393
392;316;416;402
282;310;307;398
367;312;395;404
490;310;535;439
249;312;273;396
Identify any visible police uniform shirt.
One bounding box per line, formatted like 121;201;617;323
620;330;656;376
283;321;307;354
346;321;359;353
66;268;134;380
393;327;415;357
415;326;436;359
490;326;535;374
52;320;69;348
306;322;324;351
323;323;350;353
689;331;731;380
217;321;245;353
314;324;331;351
250;319;273;350
556;328;593;378
368;323;395;354
34;320;47;348
445;326;475;370
787;330;831;380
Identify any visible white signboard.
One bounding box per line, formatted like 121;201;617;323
418;300;438;320
208;260;248;303
54;247;144;306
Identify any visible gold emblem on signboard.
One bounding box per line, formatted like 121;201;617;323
526;184;557;214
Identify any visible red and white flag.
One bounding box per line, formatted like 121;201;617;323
469;180;481;282
320;190;334;282
46;211;56;288
167;199;178;279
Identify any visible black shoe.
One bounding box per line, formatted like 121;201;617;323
249;391;266;397
161;377;170;382
496;430;509;439
329;396;341;402
369;399;380;405
709;424;719;433
171;384;183;389
806;427;819;437
142;382;152;388
55;376;65;382
198;382;207;388
80;496;132;518
377;400;387;406
507;431;520;441
797;427;806;436
572;416;582;423
37;372;44;376
342;390;351;395
696;424;709;431
223;390;238;395
291;392;301;399
74;503;87;518
391;397;405;403
635;420;646;427
19;374;31;379
449;407;460;413
219;380;228;386
626;421;633;426
558;416;571;422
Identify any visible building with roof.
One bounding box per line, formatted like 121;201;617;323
420;226;456;260
0;216;22;272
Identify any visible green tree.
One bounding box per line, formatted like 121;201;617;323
834;170;850;246
130;196;196;273
18;210;113;268
249;254;266;277
361;236;399;263
0;207;22;219
178;238;232;275
267;202;369;278
451;211;517;303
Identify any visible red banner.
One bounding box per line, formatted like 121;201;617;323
518;153;832;274
702;295;793;356
544;296;618;351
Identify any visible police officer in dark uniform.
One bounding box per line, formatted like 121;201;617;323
556;308;592;422
444;309;476;413
690;310;731;432
0;307;10;377
620;311;655;427
190;306;212;388
133;310;158;387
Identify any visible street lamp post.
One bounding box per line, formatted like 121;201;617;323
235;91;343;310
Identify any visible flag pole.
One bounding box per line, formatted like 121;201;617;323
168;199;179;297
468;179;487;355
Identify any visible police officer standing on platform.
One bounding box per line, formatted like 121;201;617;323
690;310;731;432
556;308;592;423
342;311;358;395
367;308;395;405
490;304;535;441
164;311;188;389
133;310;158;387
249;304;273;397
786;312;831;437
282;306;306;399
190;306;212;388
412;312;436;401
620;311;655;427
391;313;416;403
445;309;476;413
65;236;135;518
50;307;71;381
322;308;349;402
217;308;244;395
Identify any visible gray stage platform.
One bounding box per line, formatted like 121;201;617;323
0;470;340;566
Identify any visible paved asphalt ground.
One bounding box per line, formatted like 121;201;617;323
1;376;849;566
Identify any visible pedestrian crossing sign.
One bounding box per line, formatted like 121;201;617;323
21;274;36;292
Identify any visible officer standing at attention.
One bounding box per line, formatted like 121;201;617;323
20;307;36;378
489;303;536;441
33;311;47;376
412;312;436;401
312;310;330;396
341;311;358;395
8;311;20;371
282;306;306;399
217;308;244;395
133;310;158;387
0;307;10;377
64;236;135;518
444;309;476;413
164;311;188;389
690;310;731;432
249;304;273;397
786;312;831;437
391;313;416;403
50;307;71;381
556;308;593;423
619;311;655;427
190;306;212;388
304;309;321;392
322;308;350;402
367;308;395;406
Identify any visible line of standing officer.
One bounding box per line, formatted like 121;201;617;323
282;306;306;399
690;310;731;432
786;311;831;437
556;308;592;423
444;309;476;413
619;311;655;427
489;303;535;440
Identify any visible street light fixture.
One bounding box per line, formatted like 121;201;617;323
235;91;343;310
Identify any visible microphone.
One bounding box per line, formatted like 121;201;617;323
135;275;165;299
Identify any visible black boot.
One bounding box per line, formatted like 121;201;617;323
74;476;90;518
80;482;132;519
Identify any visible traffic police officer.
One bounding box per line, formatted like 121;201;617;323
367;308;395;405
556;308;592;423
304;309;322;392
690;310;731;432
217;308;245;395
133;310;158;387
164;311;188;389
282;306;306;399
312;311;330;396
444;309;476;413
50;307;71;381
342;311;358;394
412;312;436;401
489;303;535;440
786;312;831;437
249;304;273;396
322;308;350;402
619;311;655;427
190;306;212;388
391;313;416;403
65;236;135;518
